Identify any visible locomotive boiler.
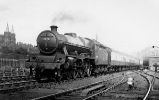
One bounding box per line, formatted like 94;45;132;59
27;25;140;81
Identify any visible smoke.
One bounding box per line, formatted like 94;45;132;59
51;11;89;25
51;10;96;39
52;12;75;23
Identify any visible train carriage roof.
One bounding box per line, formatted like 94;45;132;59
111;49;139;60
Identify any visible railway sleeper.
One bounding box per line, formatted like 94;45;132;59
0;85;30;93
80;84;105;96
55;95;86;100
0;81;37;93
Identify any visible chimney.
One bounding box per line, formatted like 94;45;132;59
50;25;58;32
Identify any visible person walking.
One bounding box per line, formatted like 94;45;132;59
127;76;134;90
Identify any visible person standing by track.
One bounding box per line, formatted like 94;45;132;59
127;76;134;90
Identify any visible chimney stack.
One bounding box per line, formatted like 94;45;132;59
50;25;58;32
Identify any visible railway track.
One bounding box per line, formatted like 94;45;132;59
0;74;97;94
0;75;34;83
31;72;129;100
0;79;38;93
0;74;38;93
143;72;156;100
31;70;158;100
0;71;134;100
82;75;126;100
86;70;159;100
142;71;159;100
0;70;127;94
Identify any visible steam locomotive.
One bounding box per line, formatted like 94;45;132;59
27;25;141;81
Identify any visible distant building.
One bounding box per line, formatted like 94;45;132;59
139;46;159;58
17;42;34;51
139;46;159;71
0;24;16;47
0;24;38;54
143;57;159;71
17;42;39;54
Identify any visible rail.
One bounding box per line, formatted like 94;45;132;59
82;75;126;100
143;71;158;100
31;73;126;100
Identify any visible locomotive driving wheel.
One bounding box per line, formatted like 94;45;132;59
63;62;78;79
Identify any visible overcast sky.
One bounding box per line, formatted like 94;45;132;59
0;0;159;54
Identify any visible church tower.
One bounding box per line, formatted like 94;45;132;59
4;23;16;46
5;23;9;32
11;25;16;44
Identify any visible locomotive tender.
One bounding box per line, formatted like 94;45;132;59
28;25;140;81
